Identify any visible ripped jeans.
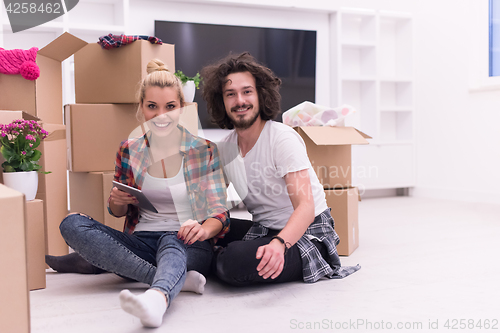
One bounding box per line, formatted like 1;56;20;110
59;213;213;306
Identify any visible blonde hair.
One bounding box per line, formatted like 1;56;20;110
136;59;185;122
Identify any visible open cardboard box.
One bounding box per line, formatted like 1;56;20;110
324;186;360;256
0;184;30;333
0;33;87;124
69;171;124;231
65;103;199;172
74;40;175;104
294;126;371;189
0;111;68;256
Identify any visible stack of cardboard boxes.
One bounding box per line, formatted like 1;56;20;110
67;36;199;232
294;126;371;255
0;33;88;295
0;184;30;333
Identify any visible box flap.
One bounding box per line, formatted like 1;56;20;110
296;126;371;146
38;32;87;62
0;111;40;123
40;123;66;141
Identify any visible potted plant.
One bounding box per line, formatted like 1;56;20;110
0;119;49;200
174;70;202;103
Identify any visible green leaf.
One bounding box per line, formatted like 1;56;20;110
20;161;32;171
32;137;41;149
31;149;41;161
2;162;15;172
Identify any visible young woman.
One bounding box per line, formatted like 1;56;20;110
52;59;228;327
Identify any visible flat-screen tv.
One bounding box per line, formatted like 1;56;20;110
155;21;316;129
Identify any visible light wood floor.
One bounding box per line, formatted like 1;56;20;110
30;196;500;333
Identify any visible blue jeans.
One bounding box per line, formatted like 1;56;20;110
59;213;213;306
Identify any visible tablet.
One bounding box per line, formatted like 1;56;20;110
112;181;158;213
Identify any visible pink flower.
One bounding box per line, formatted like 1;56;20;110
21;151;27;155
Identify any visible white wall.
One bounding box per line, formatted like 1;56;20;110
129;0;500;203
127;0;331;106
1;0;499;204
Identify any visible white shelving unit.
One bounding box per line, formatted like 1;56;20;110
331;8;415;190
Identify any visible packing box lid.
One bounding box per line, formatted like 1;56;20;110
41;123;66;141
0;111;40;123
38;32;87;62
295;126;371;146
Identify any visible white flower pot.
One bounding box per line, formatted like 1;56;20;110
2;171;38;201
182;80;196;103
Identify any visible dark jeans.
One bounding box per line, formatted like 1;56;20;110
60;213;213;304
214;218;306;286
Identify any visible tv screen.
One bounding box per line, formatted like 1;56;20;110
155;21;316;129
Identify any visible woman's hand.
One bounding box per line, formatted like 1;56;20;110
255;238;286;279
178;219;209;245
108;187;137;217
109;187;138;206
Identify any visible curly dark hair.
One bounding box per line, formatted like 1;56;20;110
201;52;282;129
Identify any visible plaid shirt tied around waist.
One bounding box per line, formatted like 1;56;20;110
108;126;229;239
243;208;360;283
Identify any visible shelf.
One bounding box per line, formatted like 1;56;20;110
379;106;413;112
68;24;126;34
342;77;377;82
367;141;414;146
380;78;413;83
341;41;376;48
336;9;415;189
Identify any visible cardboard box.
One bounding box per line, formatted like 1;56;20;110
324;187;359;256
69;171;124;231
26;199;46;291
0;111;40;184
37;123;69;256
0;33;87;124
180;103;200;136
65;103;140;172
294;127;371;189
65;103;199;172
74;40;175;104
0;184;30;333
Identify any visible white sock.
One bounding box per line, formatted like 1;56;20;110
181;270;206;294
119;289;167;328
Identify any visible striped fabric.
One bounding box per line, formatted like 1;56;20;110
108;126;229;239
243;208;360;283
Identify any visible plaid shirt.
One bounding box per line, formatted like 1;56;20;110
243;208;360;283
108;126;229;238
98;34;163;49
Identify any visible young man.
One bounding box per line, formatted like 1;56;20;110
201;52;360;286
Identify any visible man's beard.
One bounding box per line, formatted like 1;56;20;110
230;105;260;130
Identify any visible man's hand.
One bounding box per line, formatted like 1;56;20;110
255;238;286;279
178;219;209;245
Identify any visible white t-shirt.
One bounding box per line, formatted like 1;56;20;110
135;158;194;232
220;121;327;229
